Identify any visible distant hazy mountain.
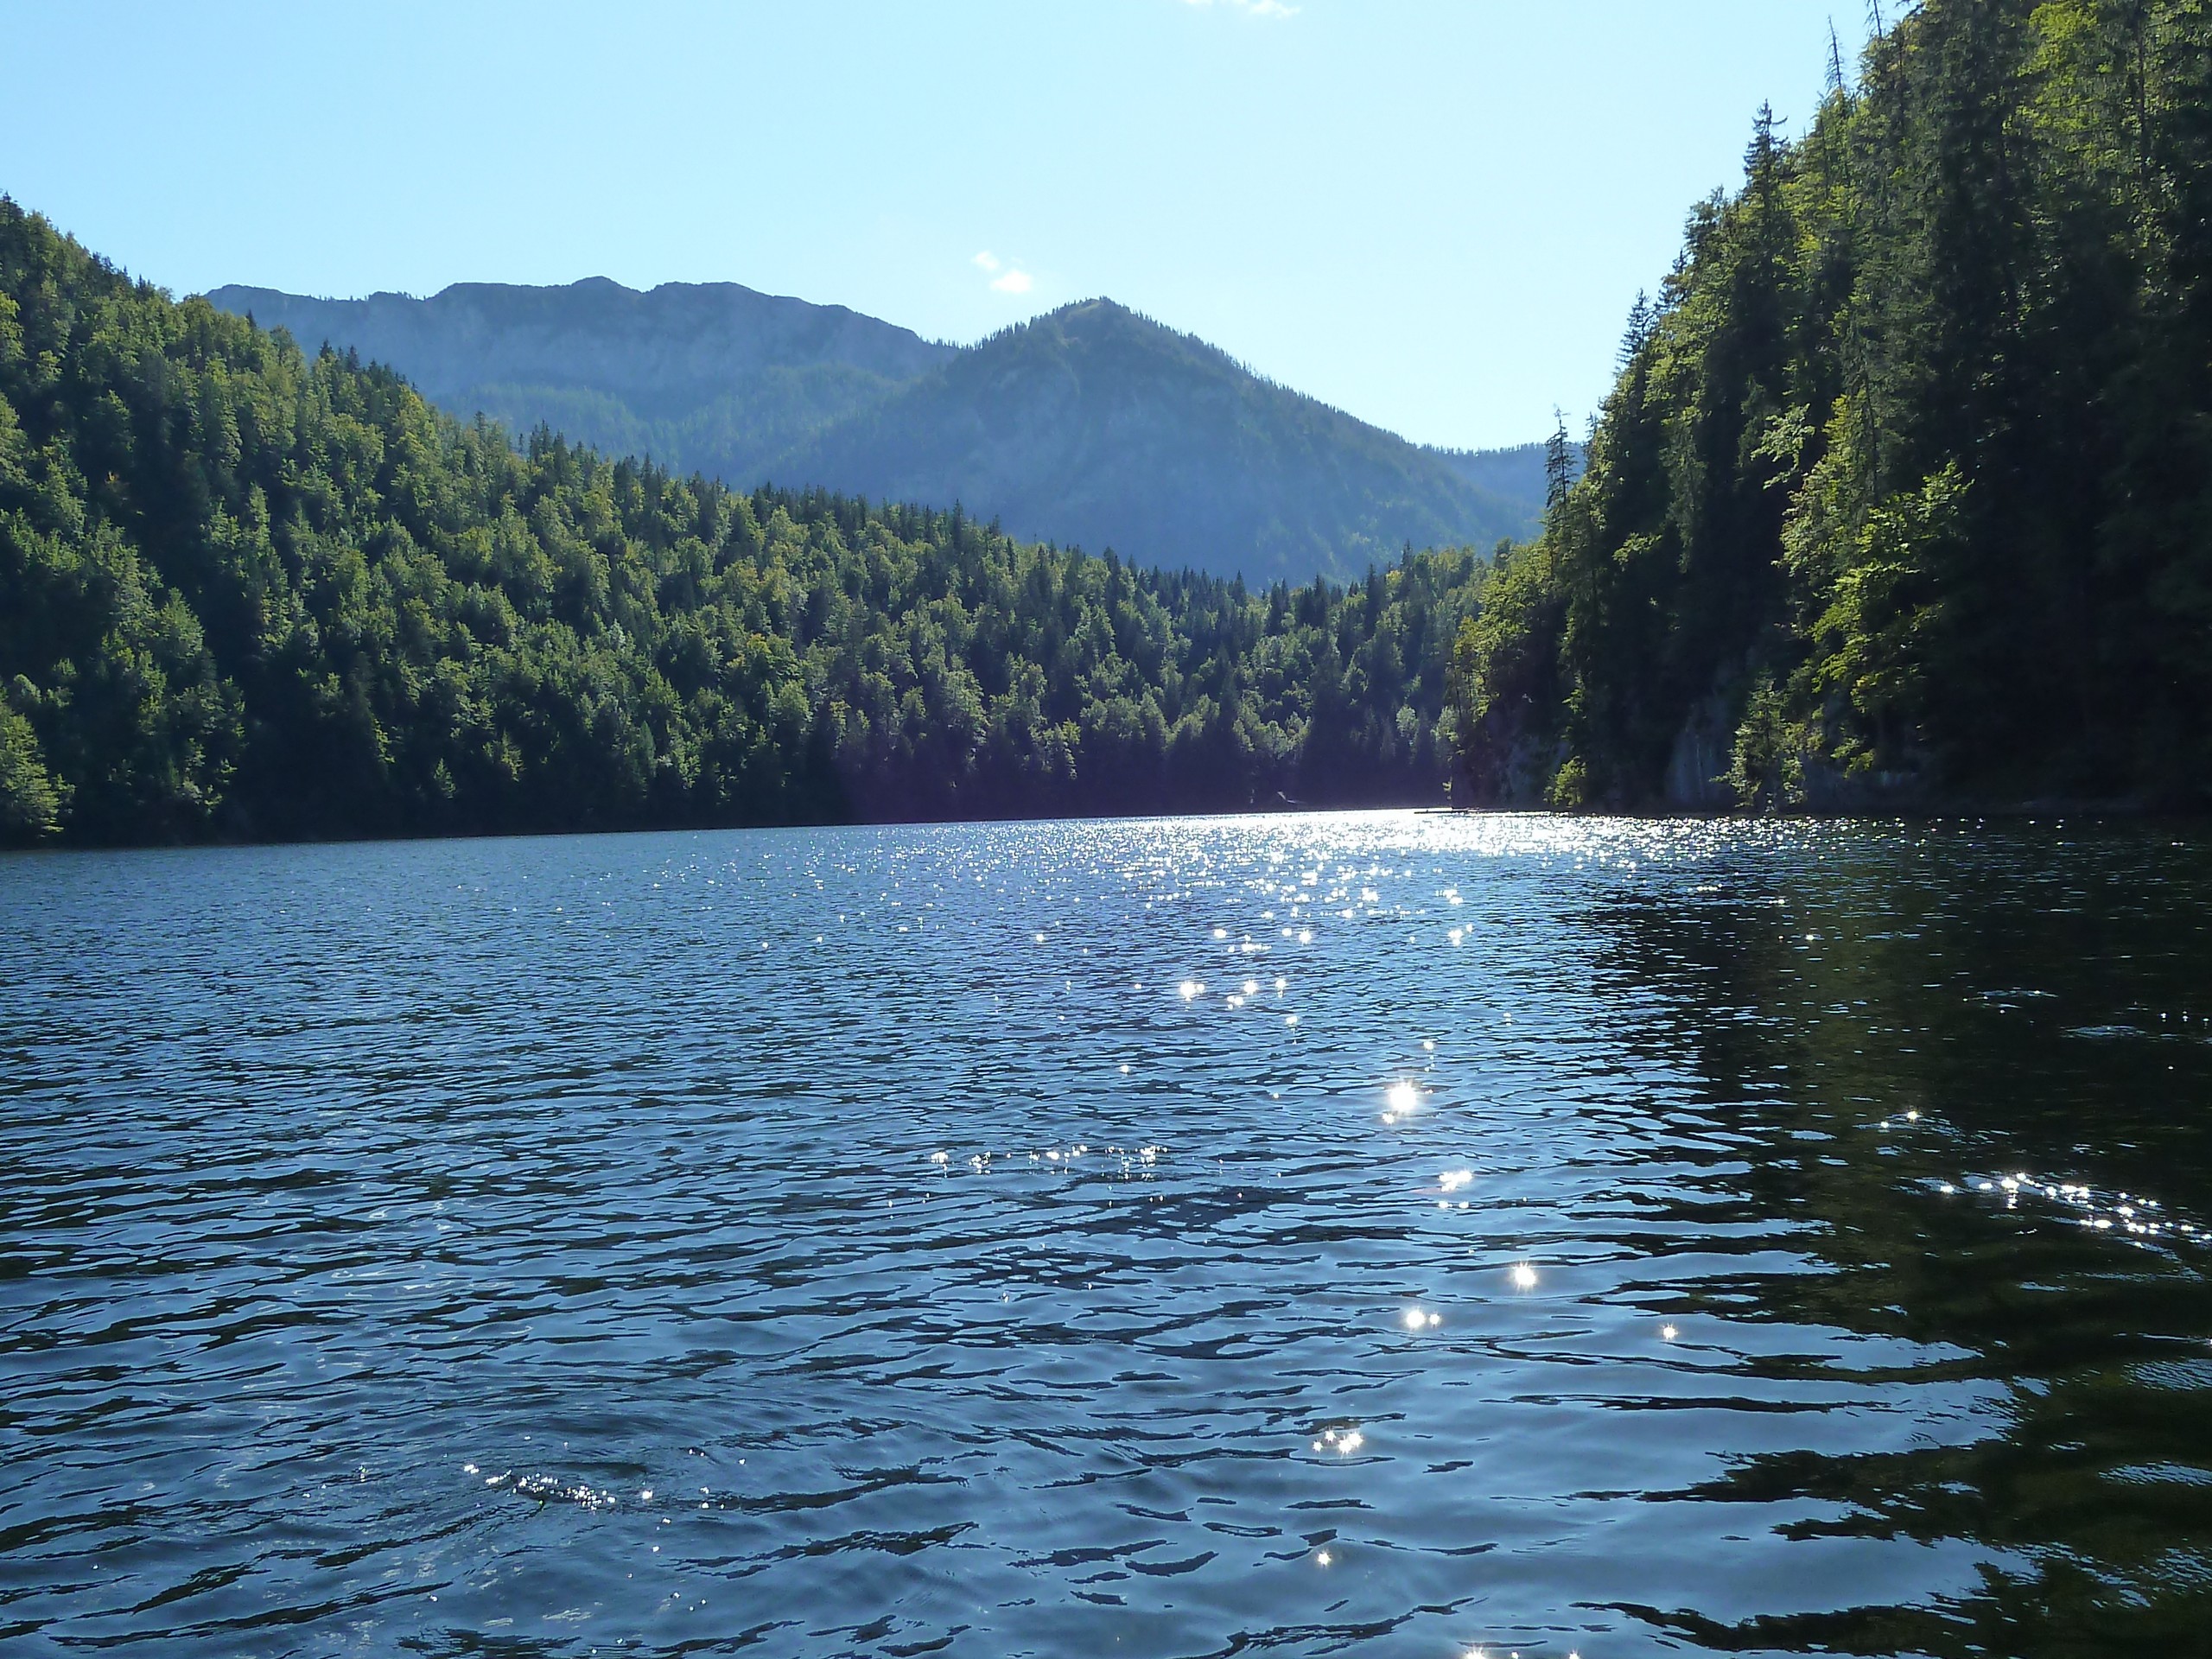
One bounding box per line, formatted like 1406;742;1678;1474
207;278;951;485
208;280;1540;582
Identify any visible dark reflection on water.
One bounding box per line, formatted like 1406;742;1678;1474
2;813;2208;1656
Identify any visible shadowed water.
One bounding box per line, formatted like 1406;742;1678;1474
3;811;2209;1656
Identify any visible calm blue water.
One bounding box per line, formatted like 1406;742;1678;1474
4;811;2211;1656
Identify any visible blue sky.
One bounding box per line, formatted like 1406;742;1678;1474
3;1;1866;449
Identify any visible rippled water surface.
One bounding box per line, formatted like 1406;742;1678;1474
6;811;2212;1657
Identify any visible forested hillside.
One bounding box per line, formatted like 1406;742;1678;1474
0;200;1489;848
1451;0;2212;811
208;282;1542;584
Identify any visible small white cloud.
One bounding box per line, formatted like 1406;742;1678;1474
990;269;1034;295
972;251;1001;273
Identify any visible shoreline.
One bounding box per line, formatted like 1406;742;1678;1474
9;797;2206;858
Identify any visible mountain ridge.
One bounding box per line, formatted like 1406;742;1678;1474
207;276;950;493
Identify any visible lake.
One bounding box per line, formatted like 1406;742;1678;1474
4;810;2209;1656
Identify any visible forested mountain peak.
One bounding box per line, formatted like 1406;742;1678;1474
763;293;1532;584
966;296;1257;373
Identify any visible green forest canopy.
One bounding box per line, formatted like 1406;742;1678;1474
0;196;1491;847
1451;0;2212;812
